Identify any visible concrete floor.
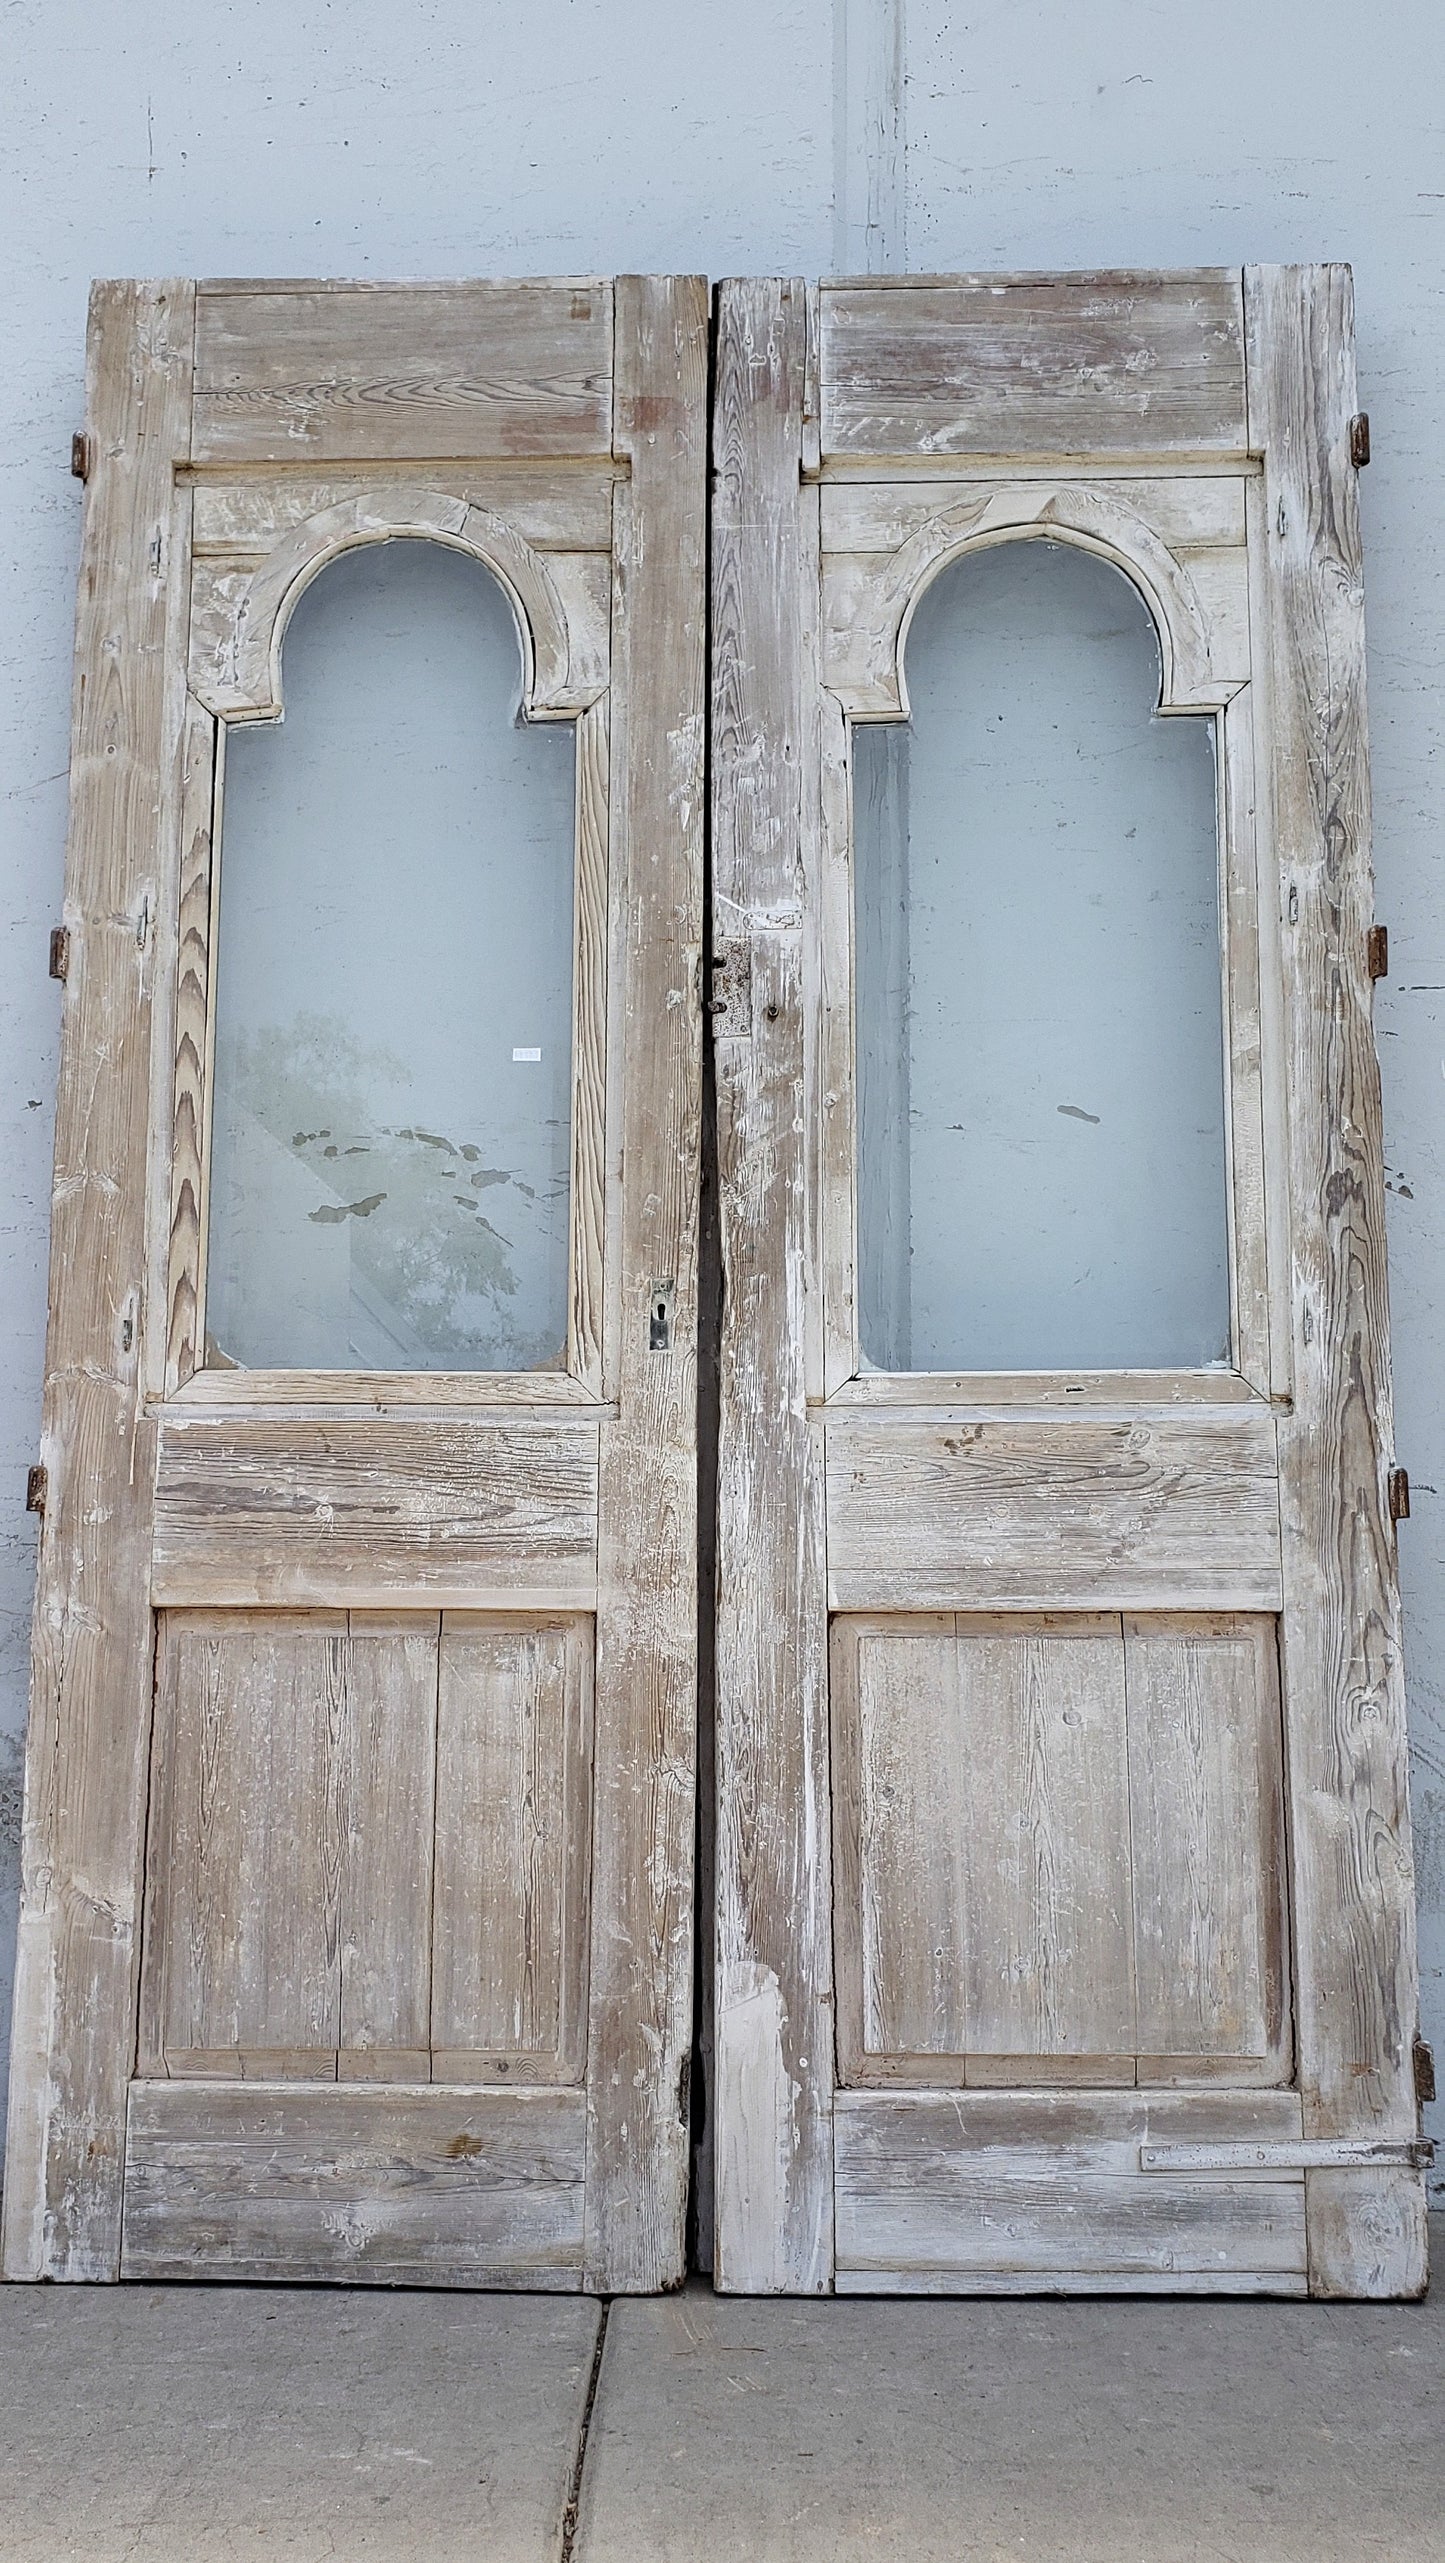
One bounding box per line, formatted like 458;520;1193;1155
2;2241;1443;2561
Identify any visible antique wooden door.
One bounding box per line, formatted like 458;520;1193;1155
711;269;1429;2298
5;275;705;2286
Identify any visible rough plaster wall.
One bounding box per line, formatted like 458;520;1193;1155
1;0;1442;2194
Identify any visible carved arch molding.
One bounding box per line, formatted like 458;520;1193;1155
189;484;611;725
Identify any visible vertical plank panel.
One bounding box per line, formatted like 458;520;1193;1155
340;1613;439;2077
1126;1614;1286;2069
3;281;195;2279
142;1614;348;2072
583;276;706;2290
138;1615;241;2073
1244;265;1424;2292
958;1619;1135;2064
432;1616;589;2074
237;1616;348;2063
713;279;835;2291
854;1624;966;2057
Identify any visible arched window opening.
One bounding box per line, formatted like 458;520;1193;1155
204;538;577;1374
853;536;1230;1374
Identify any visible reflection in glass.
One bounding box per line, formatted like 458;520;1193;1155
854;538;1230;1373
205;540;576;1372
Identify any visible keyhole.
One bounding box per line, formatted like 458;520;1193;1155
649;1280;675;1351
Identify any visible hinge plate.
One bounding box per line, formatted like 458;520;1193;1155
708;942;753;1037
1349;412;1371;467
25;1463;47;1518
1141;2137;1433;2173
1367;923;1389;981
1389;1466;1411;1524
48;925;70;982
71;430;93;482
1415;2037;1437;2107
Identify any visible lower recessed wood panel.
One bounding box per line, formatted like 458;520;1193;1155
140;1609;592;2085
431;1615;592;2081
831;1611;1288;2085
834;2091;1308;2294
121;2082;586;2285
825;1411;1281;1611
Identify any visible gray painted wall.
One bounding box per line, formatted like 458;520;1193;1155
2;0;1441;2192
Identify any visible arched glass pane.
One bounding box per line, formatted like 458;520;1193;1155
205;540;576;1372
854;538;1230;1373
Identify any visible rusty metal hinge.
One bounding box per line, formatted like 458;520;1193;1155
71;430;93;482
1142;2135;1434;2172
1349;412;1371;468
1389;1466;1411;1524
25;1464;47;1519
1415;2037;1437;2107
48;925;70;982
1367;924;1389;982
707;942;753;1036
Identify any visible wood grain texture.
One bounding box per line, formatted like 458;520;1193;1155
140;1609;592;2085
820;276;1247;460
820;474;1250;556
140;1611;439;2078
192;282;614;464
582;276;706;2292
833;1616;1134;2076
162;697;219;1392
568;697;609;1393
712;280;835;2293
1304;2167;1428;2300
832;1613;1288;2089
824;1411;1281;1611
2;281;194;2282
834;2090;1307;2291
1244;266;1423;2293
151;1413;600;1607
432;1615;591;2082
1126;1614;1288;2077
122;2082;586;2285
191;466;618;556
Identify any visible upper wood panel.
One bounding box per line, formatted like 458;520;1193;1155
819;275;1248;461
192;282;614;464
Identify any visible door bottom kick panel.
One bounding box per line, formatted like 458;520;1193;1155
836;2268;1312;2298
121;2079;587;2286
833;2089;1310;2288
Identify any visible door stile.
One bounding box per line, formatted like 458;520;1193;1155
1244;264;1425;2296
712;278;835;2293
4;280;196;2280
582;274;708;2291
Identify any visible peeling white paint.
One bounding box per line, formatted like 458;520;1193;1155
715;1958;801;2292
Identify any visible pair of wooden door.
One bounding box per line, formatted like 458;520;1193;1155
6;269;1427;2296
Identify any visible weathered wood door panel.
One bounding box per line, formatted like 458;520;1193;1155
6;275;705;2287
712;270;1427;2299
